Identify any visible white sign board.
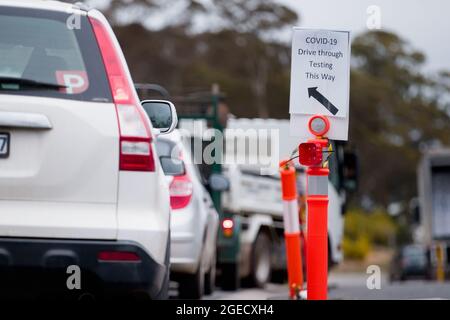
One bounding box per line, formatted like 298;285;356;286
289;28;351;141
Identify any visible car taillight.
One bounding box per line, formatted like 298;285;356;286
116;105;154;171
98;251;141;262
222;218;234;237
170;175;193;210
89;17;155;172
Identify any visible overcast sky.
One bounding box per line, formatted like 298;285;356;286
280;0;450;73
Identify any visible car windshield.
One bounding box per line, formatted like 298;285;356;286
403;246;425;256
0;6;111;102
402;246;427;265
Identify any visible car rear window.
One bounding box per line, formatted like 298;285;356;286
156;138;178;158
156;138;187;176
0;6;112;102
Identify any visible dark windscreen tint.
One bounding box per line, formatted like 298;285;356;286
0;6;111;102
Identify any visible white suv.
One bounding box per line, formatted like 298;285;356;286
0;1;176;299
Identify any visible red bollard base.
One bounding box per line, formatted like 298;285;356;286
306;195;329;300
284;232;303;298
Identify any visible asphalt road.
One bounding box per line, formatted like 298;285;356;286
327;273;450;300
192;272;450;300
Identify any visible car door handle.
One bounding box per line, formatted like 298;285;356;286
0;111;53;129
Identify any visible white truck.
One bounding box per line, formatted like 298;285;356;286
217;118;354;289
416;149;450;276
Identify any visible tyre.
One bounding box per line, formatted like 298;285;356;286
271;270;287;284
178;262;205;299
153;267;170;300
220;263;240;291
153;235;170;300
328;236;334;271
204;251;216;295
247;232;272;288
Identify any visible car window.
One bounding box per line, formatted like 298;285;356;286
404;246;425;256
156;138;186;175
156;139;177;158
160;157;185;176
0;6;112;102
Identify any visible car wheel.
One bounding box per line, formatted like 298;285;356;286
204;250;216;295
220;263;240;291
153;269;170;300
178;262;205;299
271;270;287;284
389;273;395;283
248;232;272;288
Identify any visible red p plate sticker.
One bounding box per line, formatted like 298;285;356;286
56;71;89;94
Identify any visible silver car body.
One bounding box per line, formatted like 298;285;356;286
158;130;219;275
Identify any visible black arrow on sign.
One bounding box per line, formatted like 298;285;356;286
308;87;339;115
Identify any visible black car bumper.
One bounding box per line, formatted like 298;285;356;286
0;237;168;299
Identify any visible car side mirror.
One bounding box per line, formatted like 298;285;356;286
209;173;230;192
343;151;358;192
141;100;178;135
159;156;185;176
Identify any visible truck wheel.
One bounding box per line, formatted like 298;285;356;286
248;232;272;288
178;263;205;299
204;250;216;295
220;263;240;291
271;270;287;284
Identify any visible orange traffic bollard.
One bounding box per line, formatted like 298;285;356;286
306;165;329;300
279;161;304;299
298;115;331;300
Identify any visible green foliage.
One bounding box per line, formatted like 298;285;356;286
342;235;371;261
349;31;450;208
367;211;397;246
211;0;298;35
343;209;397;260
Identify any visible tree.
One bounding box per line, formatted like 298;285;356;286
349;31;450;209
101;0;298;35
100;0;298;118
98;0;206;28
211;0;298;36
210;0;297;118
97;1;450;212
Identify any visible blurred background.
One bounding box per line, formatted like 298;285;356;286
79;0;450;296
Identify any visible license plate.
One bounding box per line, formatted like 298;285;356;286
0;133;10;158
